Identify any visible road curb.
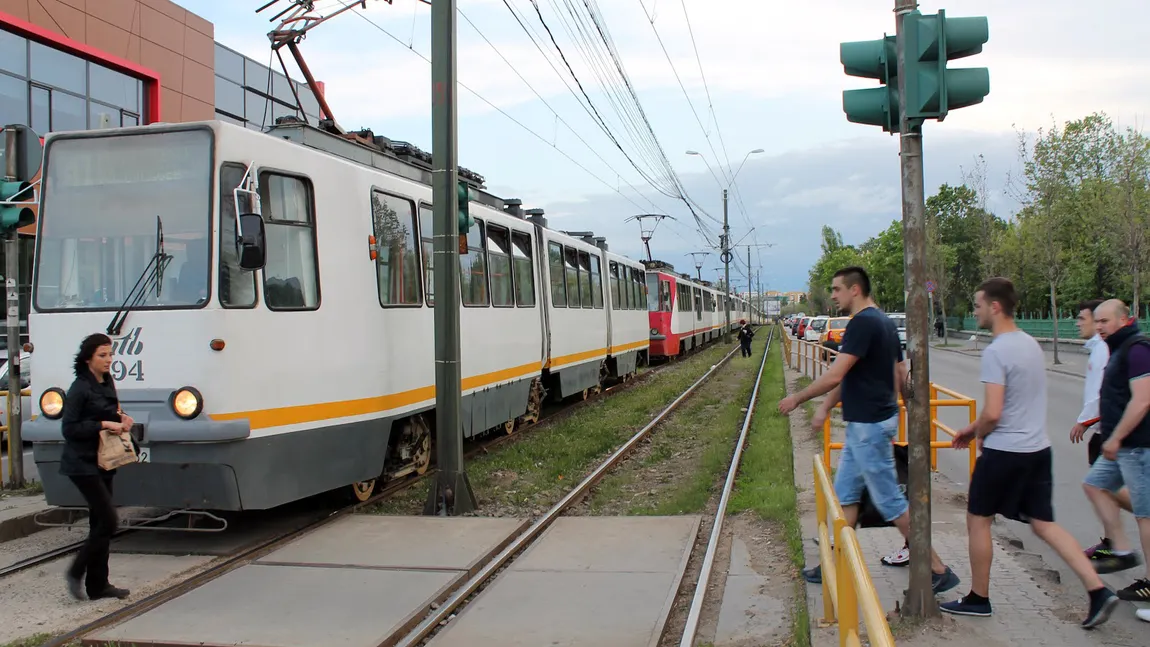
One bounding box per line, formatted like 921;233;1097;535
0;499;72;543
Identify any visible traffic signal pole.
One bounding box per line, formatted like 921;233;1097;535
424;0;476;516
2;128;22;488
894;0;936;617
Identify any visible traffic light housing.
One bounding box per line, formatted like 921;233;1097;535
840;35;898;133
839;10;989;131
0;180;34;231
903;10;990;121
457;180;473;235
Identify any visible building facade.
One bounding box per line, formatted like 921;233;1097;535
0;0;322;343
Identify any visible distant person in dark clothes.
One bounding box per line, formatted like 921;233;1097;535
737;319;754;357
935;317;944;338
61;333;133;602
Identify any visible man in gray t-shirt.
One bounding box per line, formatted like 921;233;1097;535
978;330;1052;454
942;277;1118;628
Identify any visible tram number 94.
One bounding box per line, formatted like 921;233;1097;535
111;359;144;382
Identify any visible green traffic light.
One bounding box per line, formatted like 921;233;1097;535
0;180;34;231
903;9;990;121
457;180;473;235
840;35;898;132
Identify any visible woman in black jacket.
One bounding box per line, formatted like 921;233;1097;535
61;333;133;601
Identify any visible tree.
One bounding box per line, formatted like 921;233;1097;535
1108;127;1150;318
926;207;958;344
860;220;905;310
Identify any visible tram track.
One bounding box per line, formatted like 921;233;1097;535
32;335;740;647
0;356;680;584
385;329;771;647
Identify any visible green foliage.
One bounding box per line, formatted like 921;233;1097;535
806;111;1150;319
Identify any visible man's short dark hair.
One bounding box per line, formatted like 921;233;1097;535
1077;299;1104;315
977;277;1017;316
833;266;871;297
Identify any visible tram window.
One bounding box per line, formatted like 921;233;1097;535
419;204;434;306
589;254;603;309
460;219;488;307
609;262;621;310
564;246;580;308
219;163;257;308
577;250;593;309
371;190;420;307
637;270;646;310
695;288;703;318
660;280;671;312
486;223;513;307
511;231;535;307
548;241;566;307
258;171;319;310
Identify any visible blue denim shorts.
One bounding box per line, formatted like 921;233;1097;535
1083;446;1150;519
833;413;908;523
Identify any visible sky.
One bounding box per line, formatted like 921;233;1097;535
180;0;1150;293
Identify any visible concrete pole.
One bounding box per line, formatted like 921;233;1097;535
722;189;731;341
895;0;937;618
3;127;23;488
424;0;476;515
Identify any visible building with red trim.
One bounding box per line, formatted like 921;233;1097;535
0;0;322;342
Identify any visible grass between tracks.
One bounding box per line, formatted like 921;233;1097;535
366;341;737;517
727;335;811;647
581;339;765;515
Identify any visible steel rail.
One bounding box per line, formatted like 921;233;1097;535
389;339;747;647
678;325;774;646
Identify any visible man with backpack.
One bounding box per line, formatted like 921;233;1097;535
737;320;754;357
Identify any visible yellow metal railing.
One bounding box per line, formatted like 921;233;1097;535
789;337;979;478
813;454;895;647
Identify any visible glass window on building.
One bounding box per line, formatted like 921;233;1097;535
215;76;244;118
0;30;26;76
89;63;139;112
0;72;27;125
214;43;245;84
29;41;85;94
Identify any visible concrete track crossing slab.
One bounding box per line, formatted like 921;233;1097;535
428;515;701;647
84;516;527;647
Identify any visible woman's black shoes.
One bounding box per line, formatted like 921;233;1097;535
89;585;130;600
65;575;130;601
65;574;85;600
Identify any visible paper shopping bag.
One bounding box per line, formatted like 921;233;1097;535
98;429;138;471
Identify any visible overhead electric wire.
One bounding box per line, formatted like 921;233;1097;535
332;0;665;219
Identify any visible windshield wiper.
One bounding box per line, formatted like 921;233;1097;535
107;216;173;336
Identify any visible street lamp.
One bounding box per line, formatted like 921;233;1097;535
687;148;764;341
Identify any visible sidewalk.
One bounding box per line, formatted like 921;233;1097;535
783;363;1145;647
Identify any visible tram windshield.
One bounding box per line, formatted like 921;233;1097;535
34;128;212;311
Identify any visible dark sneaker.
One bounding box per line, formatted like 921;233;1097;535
802;564;822;584
1116;578;1150;602
65;574;85;601
881;543;910;567
932;566;960;594
1084;537;1112;559
940;594;992;617
88;585;130;600
1091;550;1142;575
1083;588;1119;628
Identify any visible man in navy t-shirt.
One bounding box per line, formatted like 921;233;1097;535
779;266;958;591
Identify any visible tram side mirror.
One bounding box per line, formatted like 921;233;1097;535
237;213;266;271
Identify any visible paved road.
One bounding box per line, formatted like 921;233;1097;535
926;347;1144;599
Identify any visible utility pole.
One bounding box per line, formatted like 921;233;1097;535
424;0;476;516
721;188;732;342
893;0;935;616
0;124;38;489
839;0;989;618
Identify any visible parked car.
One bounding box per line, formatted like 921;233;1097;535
821;316;850;352
804;316;829;343
888;312;907;349
796;316;811;338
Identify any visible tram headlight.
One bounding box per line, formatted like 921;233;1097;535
40;388;65;419
169;386;203;419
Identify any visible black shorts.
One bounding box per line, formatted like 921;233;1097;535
968;447;1054;523
1088;433;1103;466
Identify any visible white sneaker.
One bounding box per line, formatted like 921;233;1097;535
1136;607;1150;622
881;543;910;567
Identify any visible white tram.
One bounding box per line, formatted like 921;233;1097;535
24;119;650;511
